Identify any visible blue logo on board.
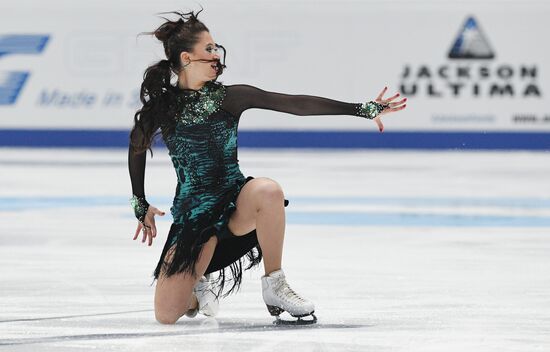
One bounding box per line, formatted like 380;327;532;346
0;35;50;105
449;16;494;59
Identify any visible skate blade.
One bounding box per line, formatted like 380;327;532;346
266;304;315;318
273;313;317;326
266;305;317;325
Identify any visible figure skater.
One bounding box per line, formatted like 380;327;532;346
128;8;407;325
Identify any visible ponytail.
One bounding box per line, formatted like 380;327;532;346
129;59;175;156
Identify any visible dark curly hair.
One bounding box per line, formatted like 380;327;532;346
129;7;225;156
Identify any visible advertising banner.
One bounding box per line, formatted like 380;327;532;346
0;0;548;148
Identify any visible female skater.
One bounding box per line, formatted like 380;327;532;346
128;9;407;325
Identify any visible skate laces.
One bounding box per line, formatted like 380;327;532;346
273;276;306;305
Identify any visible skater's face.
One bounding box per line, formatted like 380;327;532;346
179;31;224;79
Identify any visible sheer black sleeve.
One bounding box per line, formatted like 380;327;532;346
127;130;149;223
222;84;365;118
128;144;146;198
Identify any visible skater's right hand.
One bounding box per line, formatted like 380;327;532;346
133;205;165;246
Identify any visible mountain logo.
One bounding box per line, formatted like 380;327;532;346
449;16;494;59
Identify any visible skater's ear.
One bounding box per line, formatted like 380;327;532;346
180;51;192;66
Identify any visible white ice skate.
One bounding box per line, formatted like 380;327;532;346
185;274;219;318
261;269;317;325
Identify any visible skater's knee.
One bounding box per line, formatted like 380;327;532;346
155;310;180;325
256;179;284;205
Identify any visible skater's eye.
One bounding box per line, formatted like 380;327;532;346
205;44;223;55
205;46;218;54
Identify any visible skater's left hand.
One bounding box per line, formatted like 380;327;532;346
372;86;407;132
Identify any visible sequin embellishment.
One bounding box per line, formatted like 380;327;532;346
130;195;150;223
355;101;389;119
175;81;227;125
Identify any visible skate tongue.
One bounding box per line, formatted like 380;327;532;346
267;269;285;279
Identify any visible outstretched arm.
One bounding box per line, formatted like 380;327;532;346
223;84;406;132
224;84;364;117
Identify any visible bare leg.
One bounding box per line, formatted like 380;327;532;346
255;184;285;274
227;177;286;275
228;179;315;322
154;235;217;324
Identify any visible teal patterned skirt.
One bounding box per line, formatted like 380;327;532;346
152;175;289;298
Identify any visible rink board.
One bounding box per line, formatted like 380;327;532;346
0;129;549;149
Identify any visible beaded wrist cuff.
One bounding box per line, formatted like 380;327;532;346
130;195;150;223
355;101;389;120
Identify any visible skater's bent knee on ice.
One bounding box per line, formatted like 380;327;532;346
155;311;183;325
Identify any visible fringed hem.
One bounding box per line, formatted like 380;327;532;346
151;176;261;298
205;241;263;298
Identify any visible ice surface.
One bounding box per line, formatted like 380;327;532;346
1;147;549;351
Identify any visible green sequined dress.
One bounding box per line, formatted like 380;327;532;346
128;79;367;297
